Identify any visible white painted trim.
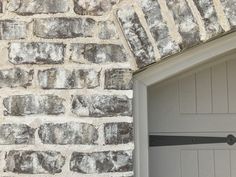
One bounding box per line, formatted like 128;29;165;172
133;32;236;177
134;80;149;177
134;32;236;86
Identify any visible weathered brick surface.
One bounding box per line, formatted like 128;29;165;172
138;0;180;57
98;21;119;40
71;95;132;117
0;20;27;40
0;0;234;176
220;0;236;27
0;68;33;88
105;68;133;90
34;18;96;39
7;0;69;15
193;0;223;38
5;151;65;174
0;0;2;13
104;123;133;144
117;6;156;68
73;0;117;16
70;151;133;173
3;95;65;116
0;124;35;144
70;43;127;63
166;0;201;47
9;42;65;64
38;122;98;145
38;68;100;89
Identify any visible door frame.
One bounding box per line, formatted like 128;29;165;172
133;32;236;177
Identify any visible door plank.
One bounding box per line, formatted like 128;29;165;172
214;150;230;177
198;150;214;177
212;63;228;113
196;69;212;113
227;60;236;113
179;74;196;114
181;150;198;177
230;150;236;177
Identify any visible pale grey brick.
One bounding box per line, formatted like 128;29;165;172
117;6;156;68
71;95;132;117
5;151;65;174
7;0;69;15
34;18;96;39
9;42;65;64
70;151;133;173
166;0;201;47
38;68;100;89
38;122;98;145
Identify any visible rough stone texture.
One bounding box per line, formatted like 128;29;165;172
0;0;2;13
0;0;235;176
73;0;117;16
105;68;133;90
70;43;127;64
7;0;69;15
0;124;35;144
71;95;132;117
138;0;180;57
98;21;119;40
117;6;156;68
104;123;133;144
0;20;27;40
166;0;201;48
220;0;236;27
9;42;65;64
38;68;100;89
34;18;96;39
5;151;65;174
0;68;33;88
193;0;223;38
38;122;98;145
3;95;65;116
70;151;133;173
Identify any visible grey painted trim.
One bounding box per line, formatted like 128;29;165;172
133;32;236;177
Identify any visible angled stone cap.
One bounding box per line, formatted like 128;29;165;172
115;0;236;70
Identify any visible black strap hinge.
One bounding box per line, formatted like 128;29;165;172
149;134;236;147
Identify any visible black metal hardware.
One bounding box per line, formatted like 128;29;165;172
149;134;236;147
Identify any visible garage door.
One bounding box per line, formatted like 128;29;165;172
148;56;236;177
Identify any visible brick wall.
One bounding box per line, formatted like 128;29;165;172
0;0;235;176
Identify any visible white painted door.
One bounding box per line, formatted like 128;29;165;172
148;57;236;177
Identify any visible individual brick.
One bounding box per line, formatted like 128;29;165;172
9;42;65;65
166;0;201;47
104;122;133;144
70;43;127;64
117;6;156;68
34;18;96;39
0;68;33;88
71;95;132;117
73;0;117;16
3;95;65;116
193;0;223;38
38;122;98;145
0;20;27;40
7;0;69;15
104;68;133;90
220;0;236;27
38;68;100;89
98;21;119;40
70;151;133;174
137;0;180;57
5;151;65;174
0;124;35;144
